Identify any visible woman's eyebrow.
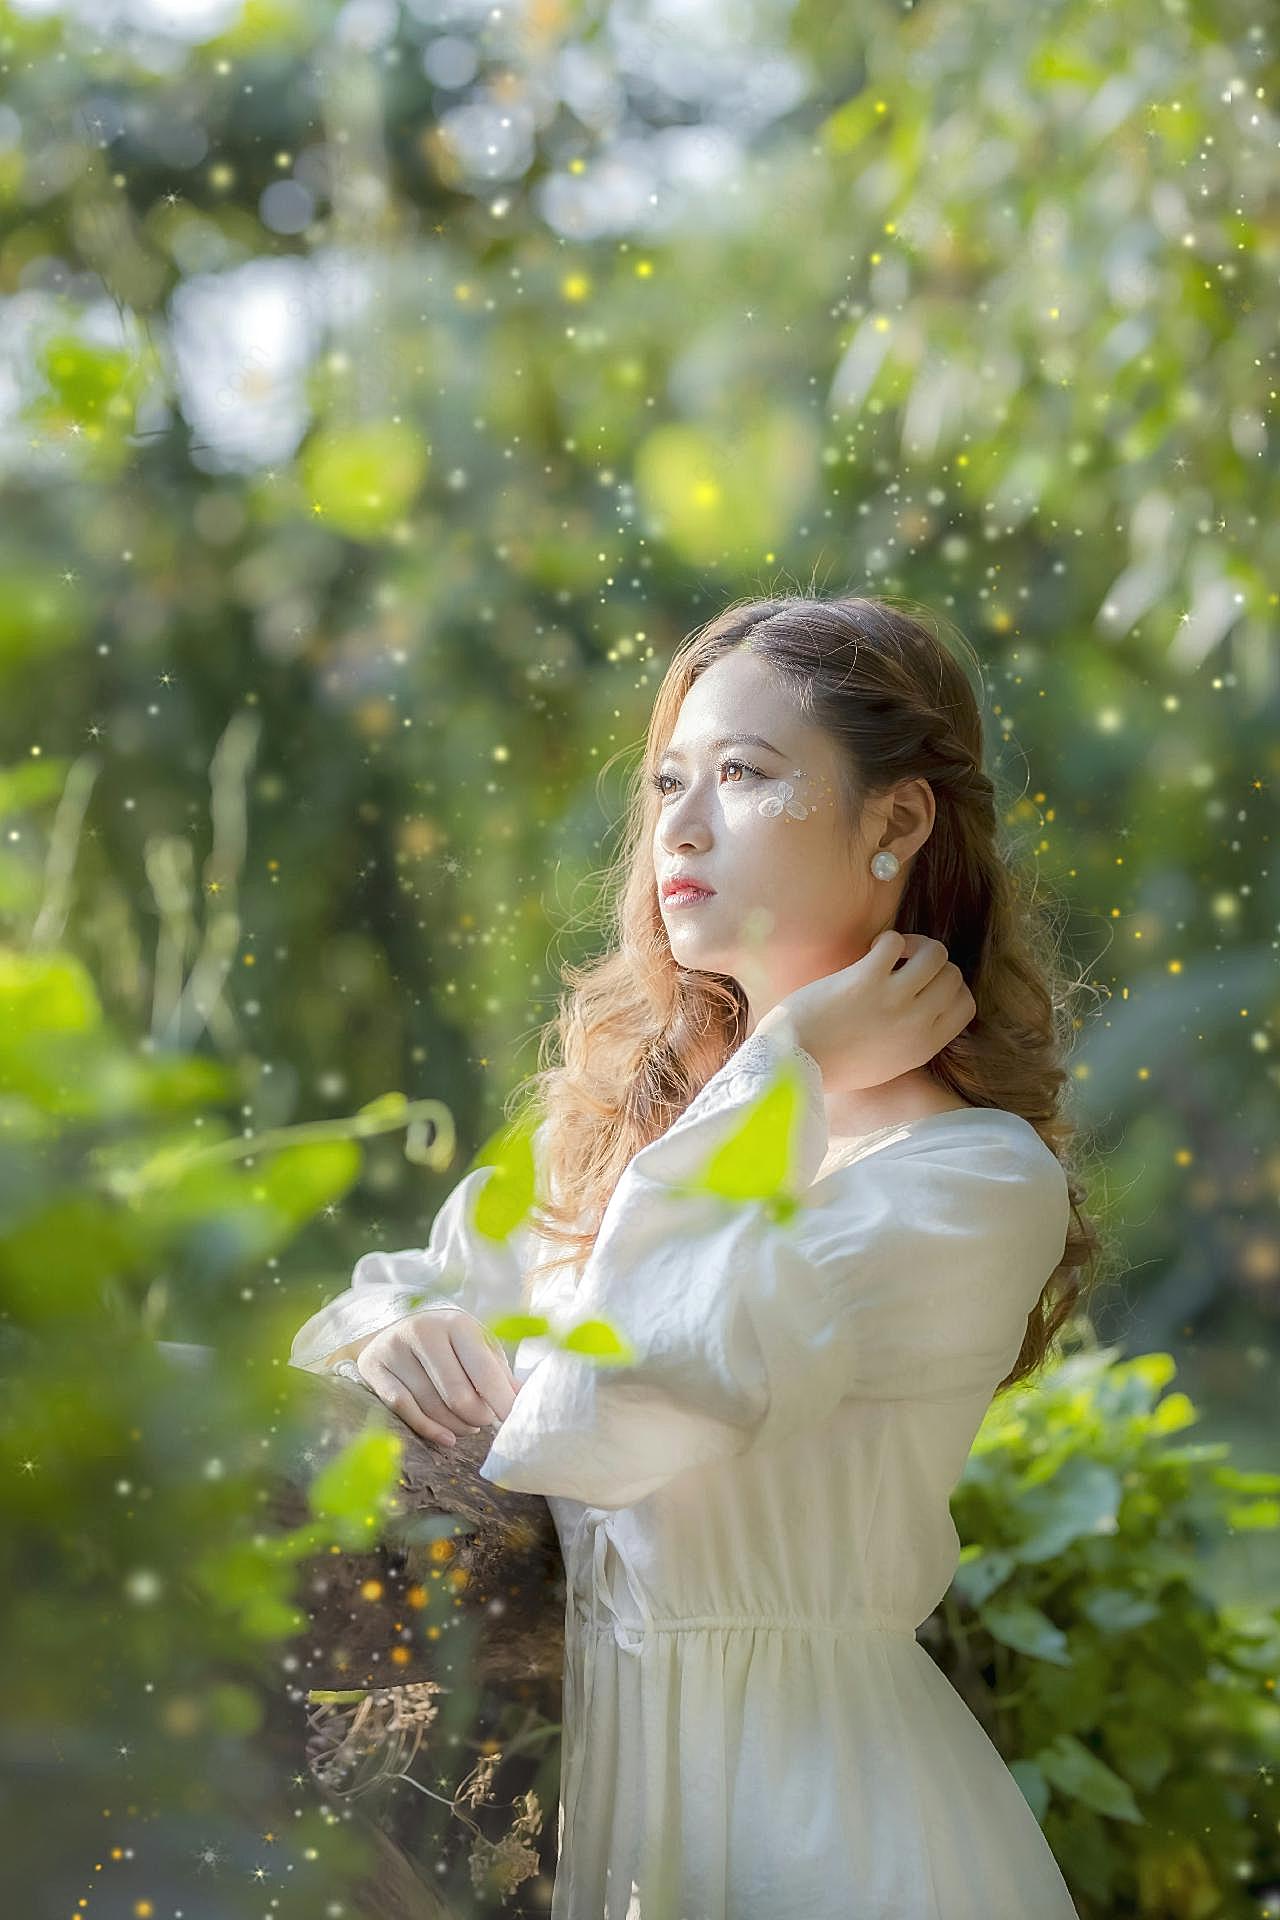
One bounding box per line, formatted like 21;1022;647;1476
660;733;784;764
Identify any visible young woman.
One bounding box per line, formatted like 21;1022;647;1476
290;595;1096;1918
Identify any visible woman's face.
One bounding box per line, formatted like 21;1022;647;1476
650;651;932;1026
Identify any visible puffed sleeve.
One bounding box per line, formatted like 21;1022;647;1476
477;1026;1072;1509
287;1123;547;1376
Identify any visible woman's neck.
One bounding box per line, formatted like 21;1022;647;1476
822;1070;973;1143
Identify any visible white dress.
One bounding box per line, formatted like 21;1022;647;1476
288;1025;1080;1920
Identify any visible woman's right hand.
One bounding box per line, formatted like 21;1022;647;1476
756;929;976;1096
353;1307;522;1448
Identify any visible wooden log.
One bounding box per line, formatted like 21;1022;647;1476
268;1363;567;1698
163;1342;566;1917
277;1365;566;1915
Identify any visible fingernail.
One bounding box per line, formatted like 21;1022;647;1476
442;1432;456;1446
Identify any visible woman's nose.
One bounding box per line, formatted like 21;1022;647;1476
661;797;711;844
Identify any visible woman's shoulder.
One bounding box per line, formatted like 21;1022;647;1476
813;1103;1067;1199
805;1109;1072;1281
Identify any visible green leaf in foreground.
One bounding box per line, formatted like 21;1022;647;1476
471;1116;539;1243
307;1429;405;1549
558;1317;635;1363
682;1059;809;1205
487;1311;552;1344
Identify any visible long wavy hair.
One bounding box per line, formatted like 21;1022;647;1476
503;593;1110;1395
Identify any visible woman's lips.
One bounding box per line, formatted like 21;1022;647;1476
664;886;715;909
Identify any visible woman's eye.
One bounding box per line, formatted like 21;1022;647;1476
652;758;760;798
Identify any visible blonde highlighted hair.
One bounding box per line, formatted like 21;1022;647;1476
503;593;1109;1394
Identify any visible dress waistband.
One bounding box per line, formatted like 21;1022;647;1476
569;1589;918;1640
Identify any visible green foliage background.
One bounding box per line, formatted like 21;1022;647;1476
0;0;1276;1914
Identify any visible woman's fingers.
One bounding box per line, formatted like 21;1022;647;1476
915;959;974;1030
890;933;952;996
445;1319;520;1424
412;1327;507;1429
354;1351;464;1448
350;1307;523;1448
393;1346;493;1435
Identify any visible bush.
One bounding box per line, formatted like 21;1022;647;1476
938;1347;1280;1918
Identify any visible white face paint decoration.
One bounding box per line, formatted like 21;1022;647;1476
757;770;813;820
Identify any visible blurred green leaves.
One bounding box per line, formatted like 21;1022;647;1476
299;420;429;540
305;1425;406;1549
193;1427;407;1643
634;411;819;567
470;1113;540;1243
0;920;517;1909
675;1052;814;1222
31;333;152;446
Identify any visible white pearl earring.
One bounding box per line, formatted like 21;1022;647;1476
870;850;901;880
